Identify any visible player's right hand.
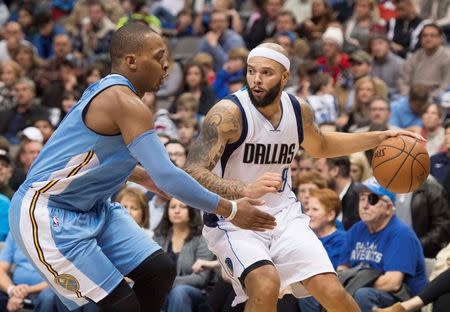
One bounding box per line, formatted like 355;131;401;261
241;172;282;199
232;197;276;231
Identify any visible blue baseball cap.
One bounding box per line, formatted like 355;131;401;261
358;177;396;203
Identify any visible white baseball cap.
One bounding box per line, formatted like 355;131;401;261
322;27;344;48
21;127;44;143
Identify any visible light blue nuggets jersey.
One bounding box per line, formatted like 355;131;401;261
18;74;138;211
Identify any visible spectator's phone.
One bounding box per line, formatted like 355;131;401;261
23;298;35;309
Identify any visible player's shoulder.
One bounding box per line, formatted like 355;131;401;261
203;98;242;140
206;97;242;118
95;85;144;113
101;85;141;105
287;94;314;123
283;92;310;108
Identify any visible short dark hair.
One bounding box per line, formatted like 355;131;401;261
326;156;351;178
310;72;331;94
109;22;156;67
420;23;443;38
277;10;297;25
422;103;444;118
445;119;450;130
409;84;430;104
34;11;52;28
370;96;390;111
87;0;105;10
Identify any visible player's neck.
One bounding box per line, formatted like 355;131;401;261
110;69;144;98
256;99;283;128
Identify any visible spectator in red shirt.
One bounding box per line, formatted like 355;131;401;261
316;26;351;85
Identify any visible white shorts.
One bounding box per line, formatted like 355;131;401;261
203;202;335;306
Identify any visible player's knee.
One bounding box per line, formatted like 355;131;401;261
130;250;176;288
318;277;347;301
244;265;280;303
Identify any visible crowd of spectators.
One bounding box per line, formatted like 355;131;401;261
0;0;450;311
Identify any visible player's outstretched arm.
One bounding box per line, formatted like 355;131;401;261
104;89;276;230
185;101;282;200
299;98;425;158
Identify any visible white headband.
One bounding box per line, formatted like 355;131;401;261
247;47;290;71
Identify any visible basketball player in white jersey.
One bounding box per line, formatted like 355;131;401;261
185;43;424;312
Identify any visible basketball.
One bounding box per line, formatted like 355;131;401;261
371;136;430;193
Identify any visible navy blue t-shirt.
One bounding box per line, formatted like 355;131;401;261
320;229;346;270
430;152;450;185
340;216;427;295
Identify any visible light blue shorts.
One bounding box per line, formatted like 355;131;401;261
9;189;161;311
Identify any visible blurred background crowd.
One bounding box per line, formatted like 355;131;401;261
0;0;449;311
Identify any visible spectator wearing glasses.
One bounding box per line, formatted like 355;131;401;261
164;139;187;169
337;177;427;312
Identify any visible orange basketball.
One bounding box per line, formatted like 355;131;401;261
371;136;430;193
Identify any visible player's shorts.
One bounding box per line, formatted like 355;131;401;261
203;201;335;306
9;188;161;311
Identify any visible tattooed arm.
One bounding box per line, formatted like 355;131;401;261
185;100;245;199
299;97;424;157
185;100;282;200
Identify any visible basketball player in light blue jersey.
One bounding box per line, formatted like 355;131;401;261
184;43;425;312
8;23;279;312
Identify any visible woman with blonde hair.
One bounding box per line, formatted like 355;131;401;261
0;60;23;111
346;76;388;132
349;152;372;183
116;187;151;235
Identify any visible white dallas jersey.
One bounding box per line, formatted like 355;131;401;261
213;88;303;216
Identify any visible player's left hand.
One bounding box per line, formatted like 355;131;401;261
379;129;426;143
232;197;277;231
